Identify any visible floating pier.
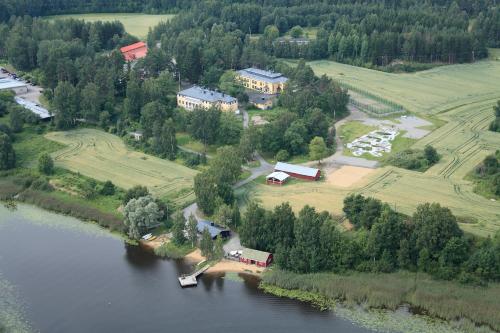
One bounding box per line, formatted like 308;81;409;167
178;265;210;287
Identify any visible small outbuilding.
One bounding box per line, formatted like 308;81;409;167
274;162;320;181
239;248;273;267
248;93;276;110
120;41;148;62
197;220;231;239
266;171;290;185
130;131;143;141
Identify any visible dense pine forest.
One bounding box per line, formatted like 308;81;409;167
2;0;498;69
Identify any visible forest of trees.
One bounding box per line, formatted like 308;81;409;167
149;0;499;74
240;195;500;284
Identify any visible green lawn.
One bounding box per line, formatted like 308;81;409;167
339;121;377;143
46;128;197;207
45;13;175;38
176;132;218;155
11;125;65;168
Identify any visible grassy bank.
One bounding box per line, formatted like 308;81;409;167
154;242;194;259
0;177;125;232
262;269;500;332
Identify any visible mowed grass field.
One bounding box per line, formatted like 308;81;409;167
246;55;500;237
45;129;197;207
302;55;500;115
46;13;175;38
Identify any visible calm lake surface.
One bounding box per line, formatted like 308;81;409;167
0;204;375;333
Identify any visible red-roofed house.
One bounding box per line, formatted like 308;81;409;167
120;42;148;62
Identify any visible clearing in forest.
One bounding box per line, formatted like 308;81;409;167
45;13;175;38
46;129;197;207
245;56;500;236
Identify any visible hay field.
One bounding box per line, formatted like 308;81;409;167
246;58;500;236
45;129;197;207
327;166;374;188
305;57;500;114
46;13;175;38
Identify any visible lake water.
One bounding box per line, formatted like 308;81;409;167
0;204;375;333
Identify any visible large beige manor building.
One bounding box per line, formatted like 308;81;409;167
236;68;288;94
177;86;239;112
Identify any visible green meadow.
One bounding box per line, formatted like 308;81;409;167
46;13;175;38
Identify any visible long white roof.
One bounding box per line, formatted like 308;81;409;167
15;97;52;119
275;162;319;177
0;78;27;90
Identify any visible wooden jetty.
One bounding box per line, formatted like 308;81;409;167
178;265;210;287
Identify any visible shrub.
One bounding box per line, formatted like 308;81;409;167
276;149;289;162
123;185;149;204
38;153;54;175
30;177;54;192
100;180;115;196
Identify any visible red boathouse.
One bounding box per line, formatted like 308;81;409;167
274;162;320;181
239;248;273;267
120;42;148;62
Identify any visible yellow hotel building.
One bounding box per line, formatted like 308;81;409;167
236;68;288;94
177;86;239;113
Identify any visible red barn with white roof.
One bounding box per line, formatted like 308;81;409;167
274;162;320;181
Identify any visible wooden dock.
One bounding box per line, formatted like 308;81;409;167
178;265;210;287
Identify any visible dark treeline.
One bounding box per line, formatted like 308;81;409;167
240;195;500;284
0;0;193;21
472;150;500;198
150;0;499;72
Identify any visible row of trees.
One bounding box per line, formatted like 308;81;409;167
386;145;440;172
473;151;500;198
489;100;500;132
0;0;191;22
240;195;500;283
150;0;498;76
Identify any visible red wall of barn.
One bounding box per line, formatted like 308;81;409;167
275;170;320;181
239;254;273;267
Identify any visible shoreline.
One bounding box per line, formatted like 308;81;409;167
182;248;264;276
4;200;498;332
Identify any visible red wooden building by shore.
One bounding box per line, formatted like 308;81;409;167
274;162;320;181
239;248;273;267
120;41;148;62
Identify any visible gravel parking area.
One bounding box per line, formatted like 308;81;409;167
361;115;432;139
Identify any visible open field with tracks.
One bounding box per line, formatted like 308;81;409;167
46;13;175;38
45;129;197;207
244;56;500;237
304;56;500;115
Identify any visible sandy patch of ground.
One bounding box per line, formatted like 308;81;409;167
206;259;263;275
183;251;263;276
184;249;205;263
140;234;170;250
327;166;374;187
